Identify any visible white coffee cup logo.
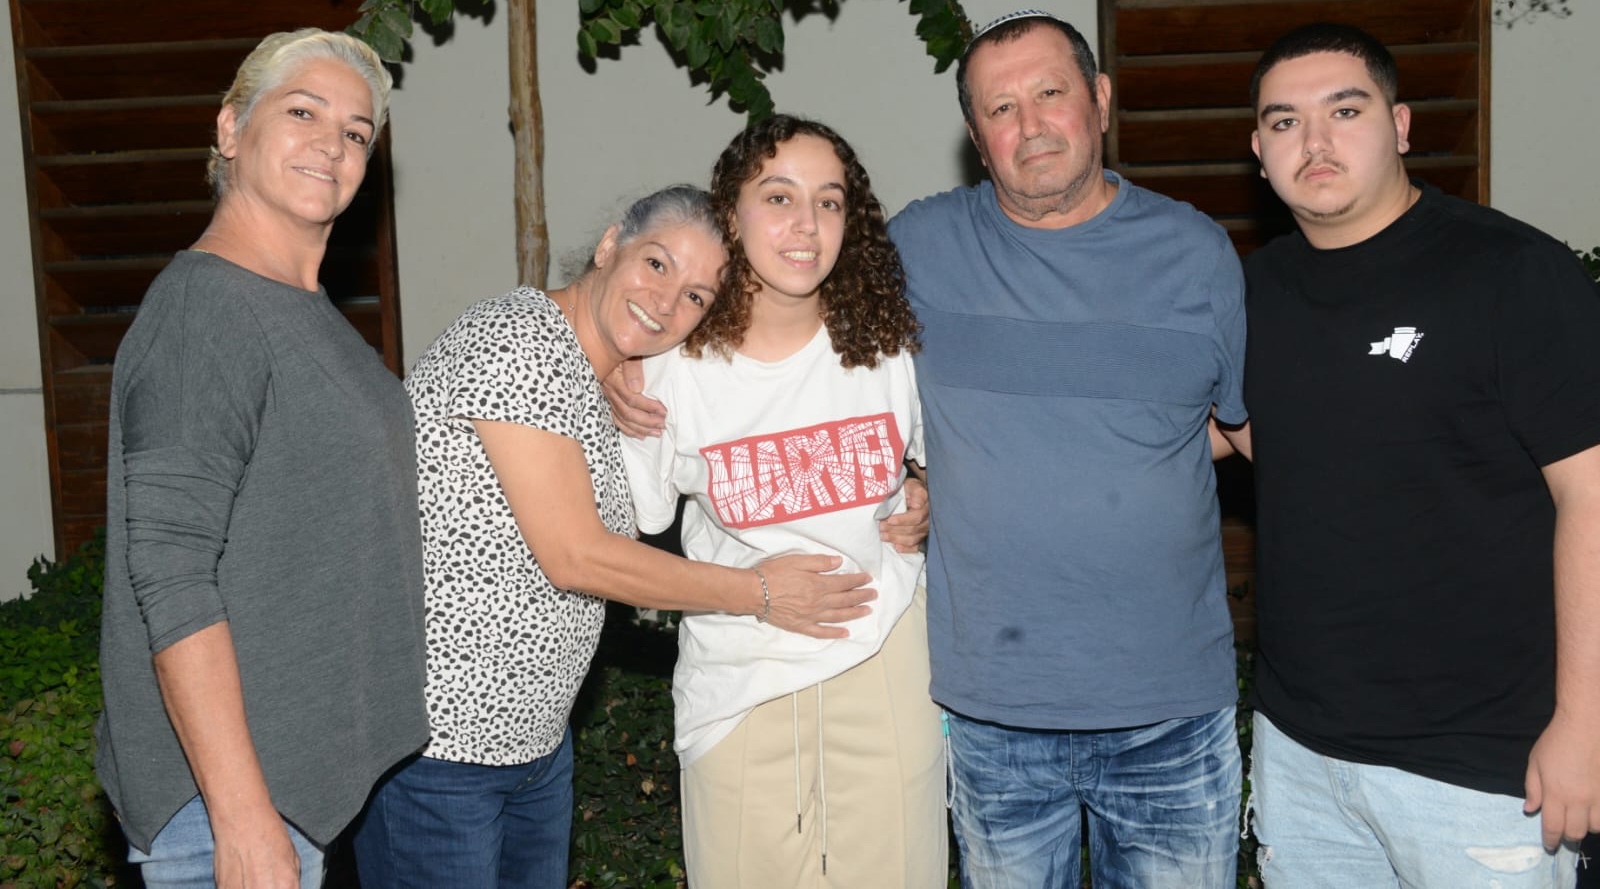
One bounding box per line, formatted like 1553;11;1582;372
1388;326;1417;359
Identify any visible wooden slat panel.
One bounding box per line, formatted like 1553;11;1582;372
1117;108;1256;164
50;375;112;426
1409;159;1477;199
55;421;108;473
38;203;212;260
43;258;168;311
16;0;361;48
1122;164;1280;217
1117;46;1478;111
1116;55;1257;112
31;99;215;155
57;468;105;518
59;519;103;555
50;315;131;366
24;39;256;101
1115;0;1478;56
37;150;211;206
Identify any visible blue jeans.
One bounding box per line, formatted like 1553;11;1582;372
127;792;325;889
947;705;1240;889
352;727;574;889
1250;712;1578;888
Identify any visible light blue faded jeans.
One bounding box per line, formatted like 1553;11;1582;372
1250;712;1579;888
947;705;1240;889
127;792;325;889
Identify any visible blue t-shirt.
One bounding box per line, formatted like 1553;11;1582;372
890;171;1245;729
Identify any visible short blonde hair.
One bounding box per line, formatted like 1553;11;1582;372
207;28;392;196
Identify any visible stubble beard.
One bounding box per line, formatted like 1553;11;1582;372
996;140;1102;224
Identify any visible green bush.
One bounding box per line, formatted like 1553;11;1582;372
0;533;123;889
568;606;686;888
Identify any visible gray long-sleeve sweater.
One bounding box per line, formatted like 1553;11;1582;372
96;250;428;852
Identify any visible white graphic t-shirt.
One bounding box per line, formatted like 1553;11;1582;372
621;326;925;764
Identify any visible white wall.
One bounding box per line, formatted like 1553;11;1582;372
1490;8;1600;248
0;8;57;597
388;12;517;365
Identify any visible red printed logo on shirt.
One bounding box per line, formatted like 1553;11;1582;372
700;413;905;529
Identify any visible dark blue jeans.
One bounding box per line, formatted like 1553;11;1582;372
947;705;1240;889
352;727;574;889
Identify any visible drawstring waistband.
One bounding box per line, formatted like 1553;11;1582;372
788;684;830;875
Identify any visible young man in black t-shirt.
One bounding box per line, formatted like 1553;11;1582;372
1220;22;1600;888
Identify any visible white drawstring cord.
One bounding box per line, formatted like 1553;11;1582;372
817;682;828;875
790;691;802;834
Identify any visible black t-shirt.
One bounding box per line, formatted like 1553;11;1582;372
1244;184;1600;796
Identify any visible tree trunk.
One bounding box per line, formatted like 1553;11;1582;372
508;0;548;287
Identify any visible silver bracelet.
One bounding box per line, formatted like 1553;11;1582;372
753;568;771;623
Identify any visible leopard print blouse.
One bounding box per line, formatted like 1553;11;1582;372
405;288;632;765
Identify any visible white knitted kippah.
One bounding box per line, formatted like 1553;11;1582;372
968;8;1069;47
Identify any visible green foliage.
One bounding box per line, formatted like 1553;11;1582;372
1575;246;1600;283
907;0;972;73
0;533;123;888
576;0;971;121
569;609;685;887
348;1;971;121
348;0;455;62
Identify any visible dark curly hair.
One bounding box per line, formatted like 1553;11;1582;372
683;114;920;369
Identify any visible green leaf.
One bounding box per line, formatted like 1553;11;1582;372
577;28;598;58
376;3;413;40
713;13;736;52
612;3;642;30
580;0;607;14
666;22;693;50
366;22;406;62
418;0;454;25
754;15;782;54
656;1;681;32
686;35;710;69
591;17;623;45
